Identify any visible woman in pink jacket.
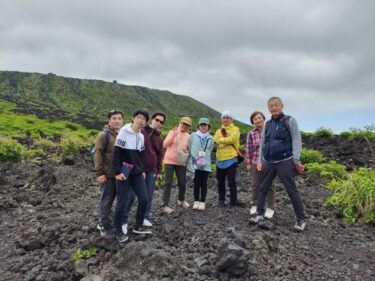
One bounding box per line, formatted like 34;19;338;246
162;117;192;214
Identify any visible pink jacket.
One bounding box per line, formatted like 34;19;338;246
163;128;190;166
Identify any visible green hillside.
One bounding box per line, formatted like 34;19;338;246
0;71;250;133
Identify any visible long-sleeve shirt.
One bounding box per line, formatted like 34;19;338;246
246;128;262;165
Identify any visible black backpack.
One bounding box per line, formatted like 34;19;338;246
90;130;110;161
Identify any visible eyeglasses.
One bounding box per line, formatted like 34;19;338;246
154;118;164;124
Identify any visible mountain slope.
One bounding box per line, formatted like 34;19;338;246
0;71;248;132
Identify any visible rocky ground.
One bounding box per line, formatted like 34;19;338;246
0;136;374;281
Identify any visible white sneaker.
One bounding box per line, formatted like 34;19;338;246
250;205;257;215
265;208;275;219
121;223;128;235
143;219;153;227
193;201;200;210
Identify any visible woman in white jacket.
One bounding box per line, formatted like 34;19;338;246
187;118;214;211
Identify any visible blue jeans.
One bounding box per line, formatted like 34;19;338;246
123;172;157;224
113;174;148;234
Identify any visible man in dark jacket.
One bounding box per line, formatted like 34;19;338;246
250;97;307;232
123;112;166;232
94;109;124;235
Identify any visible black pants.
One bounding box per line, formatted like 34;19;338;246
216;163;238;204
257;159;306;221
163;164;187;205
194;170;210;202
99;179;116;226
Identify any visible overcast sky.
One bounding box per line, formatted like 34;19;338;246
1;0;374;132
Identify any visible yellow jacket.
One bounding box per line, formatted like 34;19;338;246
214;123;240;161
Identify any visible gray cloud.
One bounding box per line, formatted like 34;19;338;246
1;0;374;130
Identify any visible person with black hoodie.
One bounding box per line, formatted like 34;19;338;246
112;108;152;242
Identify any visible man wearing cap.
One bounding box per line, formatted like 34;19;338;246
187;118;214;211
214;111;242;207
162;117;192;213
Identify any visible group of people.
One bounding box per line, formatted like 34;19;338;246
94;96;307;243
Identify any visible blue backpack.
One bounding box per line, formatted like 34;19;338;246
90;130;110;161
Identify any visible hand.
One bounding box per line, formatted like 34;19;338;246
142;172;146;179
257;163;262;171
295;164;305;175
116;173;126;181
157;173;163;181
246;164;252;172
97;175;107;183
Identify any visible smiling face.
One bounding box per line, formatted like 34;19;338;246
151;114;165;130
221;116;233;126
179;122;191;133
268;98;284;117
198;123;209;133
132;114;147;129
252;113;265;130
108;113;124;132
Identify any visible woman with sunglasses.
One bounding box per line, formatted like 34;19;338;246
162;117;192;214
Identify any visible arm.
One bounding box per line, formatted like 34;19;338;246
94;132;106;181
163;129;177;148
155;136;164;174
289;117;302;165
217;127;240;146
257;127;266;170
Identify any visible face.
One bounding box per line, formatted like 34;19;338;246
268;99;284;117
151;115;165;129
198;124;209;133
221;116;232;126
108;113;124;131
180;122;191;133
132;114;147;129
252;114;265;129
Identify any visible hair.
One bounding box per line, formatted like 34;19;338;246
249;111;266;124
267;96;283;105
107;109;124;119
132;108;149;122
151;112;166;122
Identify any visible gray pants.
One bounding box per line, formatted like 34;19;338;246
99;179;116;226
163;164;187;206
257;159;305;221
251;164;275;209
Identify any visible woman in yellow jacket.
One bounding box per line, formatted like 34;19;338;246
214;111;243;207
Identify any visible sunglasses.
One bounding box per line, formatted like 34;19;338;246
154;117;164;124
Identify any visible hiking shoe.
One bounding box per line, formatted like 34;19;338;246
133;226;152;235
249;215;264;225
294;220;307;232
229;200;245;208
97;224;115;236
122;223;128;235
177;200;190;208
264;208;275;219
193;201;200;210
116;233;129;243
143;219;153;227
214;200;226;207
250;205;257;215
198;202;206;211
163;206;175;214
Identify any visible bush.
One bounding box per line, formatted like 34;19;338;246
60;135;87;157
339;131;352;139
314;127;334;138
326;168;375;224
300;148;325;164
73;248;98;263
0;136;23;162
22;149;45;160
306;161;347;182
34;139;57;149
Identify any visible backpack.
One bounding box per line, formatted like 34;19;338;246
90;130;110;161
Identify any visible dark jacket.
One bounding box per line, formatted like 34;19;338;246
94;125;118;178
142;125;164;173
263;113;293;162
112;124;145;176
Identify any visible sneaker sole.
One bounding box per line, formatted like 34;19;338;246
133;230;152;234
117;236;129;243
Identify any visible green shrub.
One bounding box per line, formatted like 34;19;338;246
314;127;334;138
22;149;45;160
326;168;375;224
34;139;57;149
306;161;347;182
300;148;325;164
73;248;98;263
65;123;79;131
349;126;375;139
0;136;23;162
339;131;352;139
60;135;87;157
238;144;245;153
